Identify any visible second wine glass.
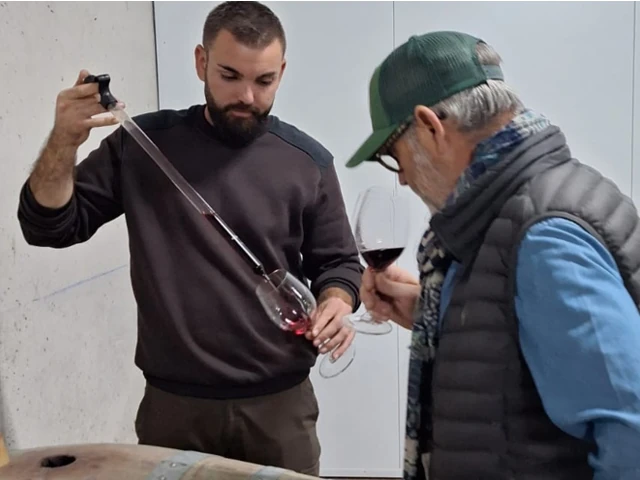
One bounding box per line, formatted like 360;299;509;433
351;185;409;335
255;269;356;378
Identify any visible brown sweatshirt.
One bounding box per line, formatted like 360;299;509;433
17;105;363;399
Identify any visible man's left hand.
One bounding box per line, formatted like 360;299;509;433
306;290;355;360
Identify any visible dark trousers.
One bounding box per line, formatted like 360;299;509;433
134;378;321;475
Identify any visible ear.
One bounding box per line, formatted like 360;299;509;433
195;44;207;82
413;105;446;153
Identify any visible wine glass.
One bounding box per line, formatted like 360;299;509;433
351;185;409;335
255;269;356;379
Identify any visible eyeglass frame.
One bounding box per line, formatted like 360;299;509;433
371;110;447;173
372;118;413;173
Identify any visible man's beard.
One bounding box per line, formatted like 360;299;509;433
406;134;451;213
204;81;272;148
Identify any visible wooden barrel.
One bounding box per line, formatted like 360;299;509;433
0;443;320;480
0;434;9;469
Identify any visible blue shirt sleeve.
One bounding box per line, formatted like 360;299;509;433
515;217;640;479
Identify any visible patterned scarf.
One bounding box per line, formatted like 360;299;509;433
403;109;551;480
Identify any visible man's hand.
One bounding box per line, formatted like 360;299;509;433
29;69;123;209
306;288;355;360
361;266;421;330
51;69;121;148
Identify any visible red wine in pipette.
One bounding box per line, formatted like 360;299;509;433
361;247;404;270
203;213;273;283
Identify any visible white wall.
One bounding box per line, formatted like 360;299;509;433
0;1;157;449
634;3;640;208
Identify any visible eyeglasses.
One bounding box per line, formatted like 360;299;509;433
374;155;401;173
371;111;447;173
371;119;413;173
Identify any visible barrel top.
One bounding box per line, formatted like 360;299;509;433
0;443;320;480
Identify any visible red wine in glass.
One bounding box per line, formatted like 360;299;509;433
278;305;312;336
256;269;356;378
351;186;409;335
361;247;404;271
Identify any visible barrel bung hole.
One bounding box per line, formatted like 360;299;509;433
40;455;76;468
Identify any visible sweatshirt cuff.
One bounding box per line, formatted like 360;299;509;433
315;276;361;312
18;180;76;228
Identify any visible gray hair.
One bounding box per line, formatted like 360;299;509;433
430;42;523;133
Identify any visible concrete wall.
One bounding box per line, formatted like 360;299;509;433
0;1;157;449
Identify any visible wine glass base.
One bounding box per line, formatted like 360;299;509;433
318;343;356;379
350;313;393;335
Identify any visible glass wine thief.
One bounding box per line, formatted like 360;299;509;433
83;74;270;281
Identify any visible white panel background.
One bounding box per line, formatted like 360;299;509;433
1;1;157;450
634;2;640;208
394;1;635;197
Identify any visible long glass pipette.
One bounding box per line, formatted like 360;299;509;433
84;74;269;280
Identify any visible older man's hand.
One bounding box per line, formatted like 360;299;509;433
361;265;421;330
306;288;355;360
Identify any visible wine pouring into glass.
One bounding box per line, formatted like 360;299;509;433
85;74;355;378
350;185;409;335
255;270;356;378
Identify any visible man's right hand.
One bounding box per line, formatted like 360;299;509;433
360;265;421;330
50;69;119;148
28;70;122;209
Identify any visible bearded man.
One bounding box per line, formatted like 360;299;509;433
17;2;362;474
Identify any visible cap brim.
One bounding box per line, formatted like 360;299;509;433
345;123;399;168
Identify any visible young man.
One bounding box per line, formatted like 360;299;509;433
347;31;640;479
17;2;362;474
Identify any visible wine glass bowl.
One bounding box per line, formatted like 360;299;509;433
360;247;405;271
256;269;314;335
351;185;409;335
255;269;356;378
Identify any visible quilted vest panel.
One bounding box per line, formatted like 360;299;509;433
427;132;640;479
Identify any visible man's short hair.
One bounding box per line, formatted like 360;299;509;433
202;1;286;53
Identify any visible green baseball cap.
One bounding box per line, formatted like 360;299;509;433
345;31;504;168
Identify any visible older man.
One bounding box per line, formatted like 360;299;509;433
346;31;640;479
